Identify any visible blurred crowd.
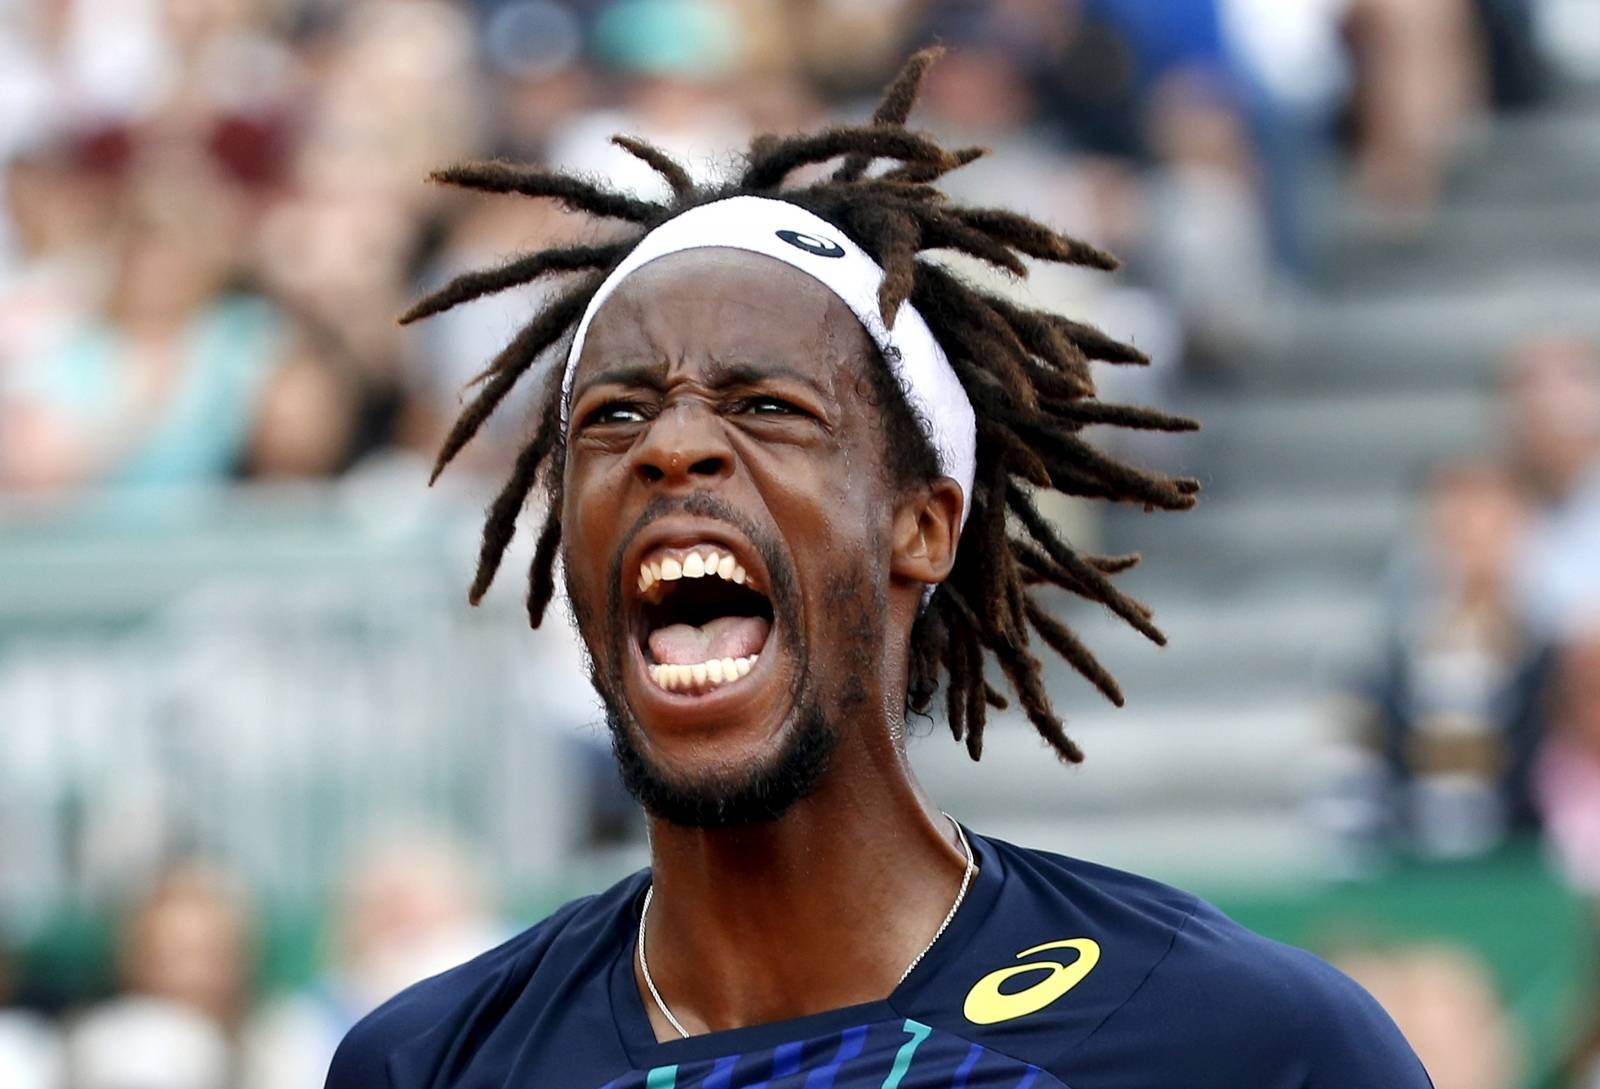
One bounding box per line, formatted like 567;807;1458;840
1339;332;1600;868
0;835;507;1089
1330;332;1600;1089
1337;331;1600;1087
2;0;1598;1086
0;0;1563;502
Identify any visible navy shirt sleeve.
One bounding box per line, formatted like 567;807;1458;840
321;944;518;1089
1285;944;1435;1089
323;893;619;1089
324;1003;397;1089
1070;900;1433;1089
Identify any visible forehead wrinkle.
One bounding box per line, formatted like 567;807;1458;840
571;293;677;393
571;358;666;398
574;250;873;400
700;353;838;403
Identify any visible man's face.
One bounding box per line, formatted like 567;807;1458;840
561;248;909;825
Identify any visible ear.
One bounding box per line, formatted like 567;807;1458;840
890;476;964;587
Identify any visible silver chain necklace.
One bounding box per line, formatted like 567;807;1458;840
636;814;975;1039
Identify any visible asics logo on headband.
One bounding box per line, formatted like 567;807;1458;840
775;229;846;258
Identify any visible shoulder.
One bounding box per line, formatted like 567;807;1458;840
323;873;646;1089
965;838;1430;1087
976;834;1202;944
1149;897;1385;1027
1088;883;1431;1088
1126;900;1431;1086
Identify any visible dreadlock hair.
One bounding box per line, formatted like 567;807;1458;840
408;47;1200;766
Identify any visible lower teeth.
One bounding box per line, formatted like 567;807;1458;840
649;654;758;692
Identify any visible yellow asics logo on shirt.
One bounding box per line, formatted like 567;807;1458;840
963;939;1102;1025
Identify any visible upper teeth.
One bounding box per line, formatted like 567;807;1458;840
638;548;749;594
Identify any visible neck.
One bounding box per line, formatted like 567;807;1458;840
637;725;969;1038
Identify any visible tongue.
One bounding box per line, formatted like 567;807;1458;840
648;614;771;665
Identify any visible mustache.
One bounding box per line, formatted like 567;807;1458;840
564;492;807;732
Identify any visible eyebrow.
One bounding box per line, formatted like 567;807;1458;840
701;357;829;393
571;362;665;398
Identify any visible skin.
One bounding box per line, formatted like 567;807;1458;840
562;247;971;1038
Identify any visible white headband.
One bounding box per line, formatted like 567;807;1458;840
560;195;976;530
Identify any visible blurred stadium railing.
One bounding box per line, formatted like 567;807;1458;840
0;483;599;941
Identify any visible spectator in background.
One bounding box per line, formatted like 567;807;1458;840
1505;334;1600;509
1343;0;1484;231
0;132;118;369
765;0;919;99
1535;629;1600;895
0;146;352;495
543;0;752;197
65;862;251;1088
1141;68;1274;375
1505;333;1600;641
66;999;231;1089
1471;0;1546;109
239;833;505;1089
1048;0;1234;160
252;0;482;470
910;6;1118;271
1542;633;1600;1081
0;0;170;157
1216;0;1351;271
918;0;1273;377
112;864;253;1030
482;2;593;163
1345;460;1551;862
902;14;1182;543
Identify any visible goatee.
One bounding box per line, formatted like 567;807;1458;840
604;697;838;828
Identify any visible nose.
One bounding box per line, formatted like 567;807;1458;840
630;401;734;488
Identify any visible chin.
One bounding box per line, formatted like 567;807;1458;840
603;695;837;829
570;497;879;828
583;506;838;827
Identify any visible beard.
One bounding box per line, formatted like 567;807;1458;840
566;492;884;829
604;695;838;828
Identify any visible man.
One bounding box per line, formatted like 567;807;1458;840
327;51;1430;1089
1503;332;1600;640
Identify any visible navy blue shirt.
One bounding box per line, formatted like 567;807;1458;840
326;831;1432;1088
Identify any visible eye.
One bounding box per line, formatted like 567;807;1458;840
737;395;805;417
582;401;649;427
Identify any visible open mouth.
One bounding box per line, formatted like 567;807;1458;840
634;544;774;697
